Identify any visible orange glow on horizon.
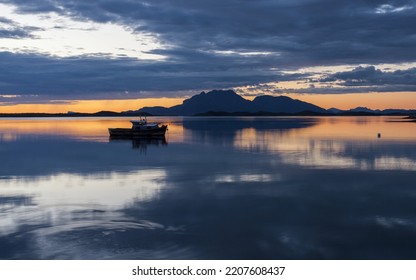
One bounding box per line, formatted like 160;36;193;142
1;92;416;114
0;97;184;114
286;92;416;110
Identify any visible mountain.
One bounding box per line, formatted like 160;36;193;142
251;95;326;113
137;89;327;116
345;107;416;115
328;107;344;114
380;109;416;115
348;107;381;114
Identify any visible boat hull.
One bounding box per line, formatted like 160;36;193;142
108;125;167;138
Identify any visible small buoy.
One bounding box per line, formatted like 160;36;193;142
377;133;381;138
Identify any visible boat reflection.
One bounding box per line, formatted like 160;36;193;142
109;136;167;151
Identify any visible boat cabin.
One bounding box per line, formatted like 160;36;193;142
131;120;160;130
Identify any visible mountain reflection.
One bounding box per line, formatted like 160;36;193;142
182;117;317;146
1;116;416;259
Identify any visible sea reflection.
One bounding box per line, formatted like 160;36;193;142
227;117;416;171
1;116;416;259
0;170;168;259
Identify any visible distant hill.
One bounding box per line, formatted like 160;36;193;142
251;95;326;113
379;109;416;115
1;89;415;118
348;107;381;114
328;107;416;116
328;108;344;114
136;89;327;116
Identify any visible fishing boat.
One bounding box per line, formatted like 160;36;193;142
108;117;168;138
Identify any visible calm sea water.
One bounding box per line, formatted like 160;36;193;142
1;116;416;259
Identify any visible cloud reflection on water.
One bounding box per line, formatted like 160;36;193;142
1;116;416;259
0;169;172;259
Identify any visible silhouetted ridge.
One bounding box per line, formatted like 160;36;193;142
252;95;327;113
137;89;326;115
178;90;251;115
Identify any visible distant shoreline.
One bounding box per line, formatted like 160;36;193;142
0;111;145;118
0;110;415;118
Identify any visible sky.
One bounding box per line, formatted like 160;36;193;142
1;0;416;113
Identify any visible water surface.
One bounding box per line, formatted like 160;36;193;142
1;116;416;259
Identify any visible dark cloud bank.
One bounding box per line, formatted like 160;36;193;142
1;0;416;100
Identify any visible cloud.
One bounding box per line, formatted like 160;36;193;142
319;66;416;90
0;16;40;38
375;3;413;14
0;0;416;99
0;51;288;100
0;0;62;13
4;0;416;64
23;0;416;63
